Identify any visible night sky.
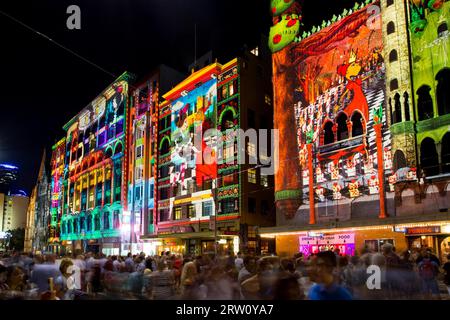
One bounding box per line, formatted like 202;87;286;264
0;0;359;194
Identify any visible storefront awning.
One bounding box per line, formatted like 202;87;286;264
260;212;450;237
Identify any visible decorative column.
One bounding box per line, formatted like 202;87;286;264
307;143;315;225
347;120;353;139
332;124;338;142
374;115;386;219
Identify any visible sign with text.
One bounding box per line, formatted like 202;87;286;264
405;226;441;235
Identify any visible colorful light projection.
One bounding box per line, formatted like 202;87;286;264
273;2;393;220
169;78;218;191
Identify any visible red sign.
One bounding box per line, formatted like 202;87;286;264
405;226;441;235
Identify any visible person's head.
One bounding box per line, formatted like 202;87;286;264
44;254;56;264
157;260;167;272
334;248;340;256
59;258;74;278
311;251;337;284
280;258;295;273
103;260;114;272
127;252;132;258
244;256;257;273
381;243;393;255
111;255;117;261
6;265;25;288
145;258;153;271
338;255;349;268
371;253;386;267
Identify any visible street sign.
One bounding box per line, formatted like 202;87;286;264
209;217;216;231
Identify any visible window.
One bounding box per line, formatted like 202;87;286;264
224;143;235;161
135;166;144;181
323;121;334;145
202;201;213;217
247;142;257;158
336;113;348;141
265;94;272;105
436;68;450;116
174;207;182;220
135;185;142;201
387;21;395;35
188;204;196;218
136;145;143;159
221;199;236;214
159;209;170;222
159;186;169;200
116;119;124;136
392;93;402;124
251;47;259;56
420;138;439;177
248;197;256;213
103;212;110;230
442;133;450;173
390;79;399;91
261;174;269;187
438;22;448;37
417;85;434;120
136;127;144;140
393;150;407;171
248;169;257;184
389;50;398;62
113;210;120;228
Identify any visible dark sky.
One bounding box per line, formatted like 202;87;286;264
0;0;359;194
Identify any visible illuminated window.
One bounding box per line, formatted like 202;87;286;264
248;226;257;238
251;47;259;56
224;143;235;161
136;145;143;159
136;127;144;140
221;199;236;214
261;174;269;187
174;207;182;220
389;49;398;62
202;201;213;217
135;166;143;181
265;94;271;105
188;204;196;218
113;210;120;228
248;169;257;184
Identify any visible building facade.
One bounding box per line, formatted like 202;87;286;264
56;72;133;255
262;0;450;261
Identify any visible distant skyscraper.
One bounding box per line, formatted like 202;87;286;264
0;164;18;194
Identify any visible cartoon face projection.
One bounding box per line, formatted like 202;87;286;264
269;14;300;53
315;186;325;202
364;155;374;174
332;183;342;200
346;158;356;177
384;148;393;170
407;168;417;180
348;180;360;198
388;174;397;192
368;175;379;195
329;162;340;180
316;166;325;183
302;169;309;186
271;0;295;16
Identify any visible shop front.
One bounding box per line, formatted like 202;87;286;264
405;225;450;261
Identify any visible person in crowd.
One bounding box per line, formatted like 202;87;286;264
238;256;256;285
146;260;176;300
29;254;60;294
180;255;200;299
307;251;352;300
417;249;441;299
443;254;450;296
273;258;304;300
55;258;76;300
235;252;244;271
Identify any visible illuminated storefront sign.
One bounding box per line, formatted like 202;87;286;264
299;233;355;256
405;226;441;235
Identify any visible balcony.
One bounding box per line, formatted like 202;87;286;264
318;135;365;156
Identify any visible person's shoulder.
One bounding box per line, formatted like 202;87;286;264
336;285;352;300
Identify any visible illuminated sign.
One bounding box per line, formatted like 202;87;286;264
405;226;441;235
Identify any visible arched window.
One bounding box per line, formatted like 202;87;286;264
392;93;402;123
160;137;170;155
351;112;364;137
114;142;123;155
404;92;410;121
86;213;92;231
436;68;450;116
103;211;110;230
438;22;448;37
113;210;120;229
393;150;407;171
420;138;439;177
389;50;398;62
94;214;101;231
390;79;399;91
417;85;434;120
323;121;334;145
387;21;395;35
336;113;348;141
387;0;394;6
105;147;113;159
220;109;235;130
442;133;450;173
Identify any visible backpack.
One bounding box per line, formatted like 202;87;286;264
419;260;435;280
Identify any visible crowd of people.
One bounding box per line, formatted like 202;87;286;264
0;243;449;300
